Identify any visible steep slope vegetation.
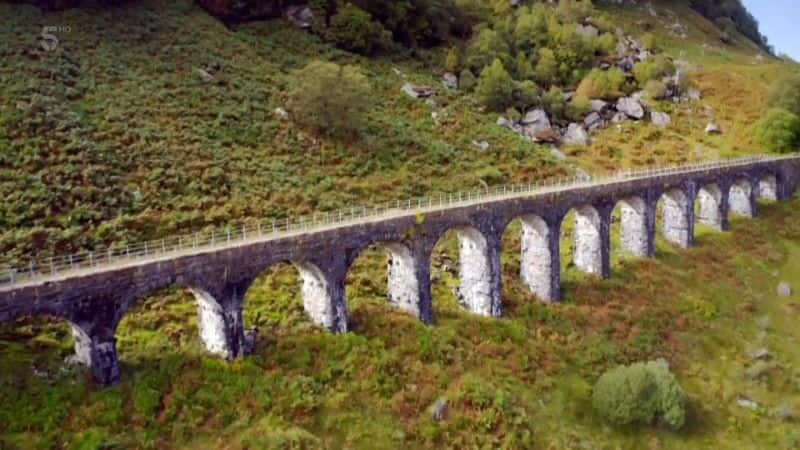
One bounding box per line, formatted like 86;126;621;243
1;1;799;448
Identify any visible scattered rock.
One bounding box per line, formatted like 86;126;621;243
425;98;438;108
472;139;490;151
431;398;448;421
749;348;770;360
705;122;722;134
273;107;289;119
655;357;670;369
195;68;214;83
737;395;759;410
243;326;259;354
521;109;556;141
589;99;608;113
778;282;792;298
550;146;567;160
651;111;671;127
611;111;628;123
284;4;314;28
686;88;701;100
575;168;592;182
402;83;435;98
616;96;645;119
561;123;590;146
522;108;549;126
584;111;604;132
442;72;458;90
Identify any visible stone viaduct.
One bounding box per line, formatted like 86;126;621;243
1;156;799;386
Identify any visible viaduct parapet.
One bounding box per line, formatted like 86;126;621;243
1;156;799;385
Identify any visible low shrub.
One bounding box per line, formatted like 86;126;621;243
592;361;687;429
766;72;800;117
286;60;372;137
754;108;800;154
633;54;675;86
575;68;626;100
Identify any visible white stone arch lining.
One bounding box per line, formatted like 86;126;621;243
615;196;648;257
518;214;553;301
571;205;603;275
345;241;422;318
660;187;691;248
759;173;778;201
696;183;724;230
430;225;495;316
729;176;754;217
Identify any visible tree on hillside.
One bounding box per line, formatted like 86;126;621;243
476;58;514;111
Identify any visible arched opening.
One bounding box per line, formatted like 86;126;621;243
564;205;603;276
116;286;215;364
344;242;422;329
519;214;555;301
696;183;724;230
243;260;342;339
429;226;498;317
0;315;82;384
729;177;754;218
658;188;691;248
612;196;649;258
759;174;778;202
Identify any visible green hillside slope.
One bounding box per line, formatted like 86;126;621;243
1;0;799;448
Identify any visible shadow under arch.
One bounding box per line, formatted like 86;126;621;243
561;204;603;276
696;182;724;230
611;195;649;259
729;176;754;218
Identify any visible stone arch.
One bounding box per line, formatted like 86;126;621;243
660;188;691;248
519;214;556;301
294;261;344;331
430;225;500;317
190;287;234;358
344;241;424;319
571;205;603;275
615;196;649;257
729;177;754;217
696;183;724;230
759;173;778;201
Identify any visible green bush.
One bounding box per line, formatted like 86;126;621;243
324;3;392;55
766;72;800;117
633;54;675;86
754;108;800;154
476;59;514;111
535;47;558;87
286;60;372;137
541;86;566;117
575;68;626;99
459;68;477;91
644;79;668;101
566;94;591;122
467;28;511;73
445;47;460;73
592;361;687;429
513;80;540;110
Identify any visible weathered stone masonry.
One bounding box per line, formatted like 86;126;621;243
1;159;798;385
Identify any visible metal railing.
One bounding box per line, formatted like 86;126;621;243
2;154;796;288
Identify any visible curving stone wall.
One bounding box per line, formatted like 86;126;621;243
385;243;421;317
520;215;553;301
619;197;649;257
573;206;603;275
296;262;343;331
697;184;723;229
456;227;494;315
192;287;233;358
729;178;753;217
661;188;691;248
759;175;778;201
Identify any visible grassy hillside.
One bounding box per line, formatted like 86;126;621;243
1;0;800;448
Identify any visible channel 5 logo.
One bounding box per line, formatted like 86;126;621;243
40;25;71;52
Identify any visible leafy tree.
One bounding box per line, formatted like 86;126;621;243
542;86;566;117
575;68;626;99
476;59;514;111
754;108;800;154
445;47;460;73
592;361;687;430
286;60;372;137
513;4;549;52
514;52;535;80
467;28;511;73
535;47;558;87
459;68;477;91
513;79;540;110
644;79;668;101
325;3;392;55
